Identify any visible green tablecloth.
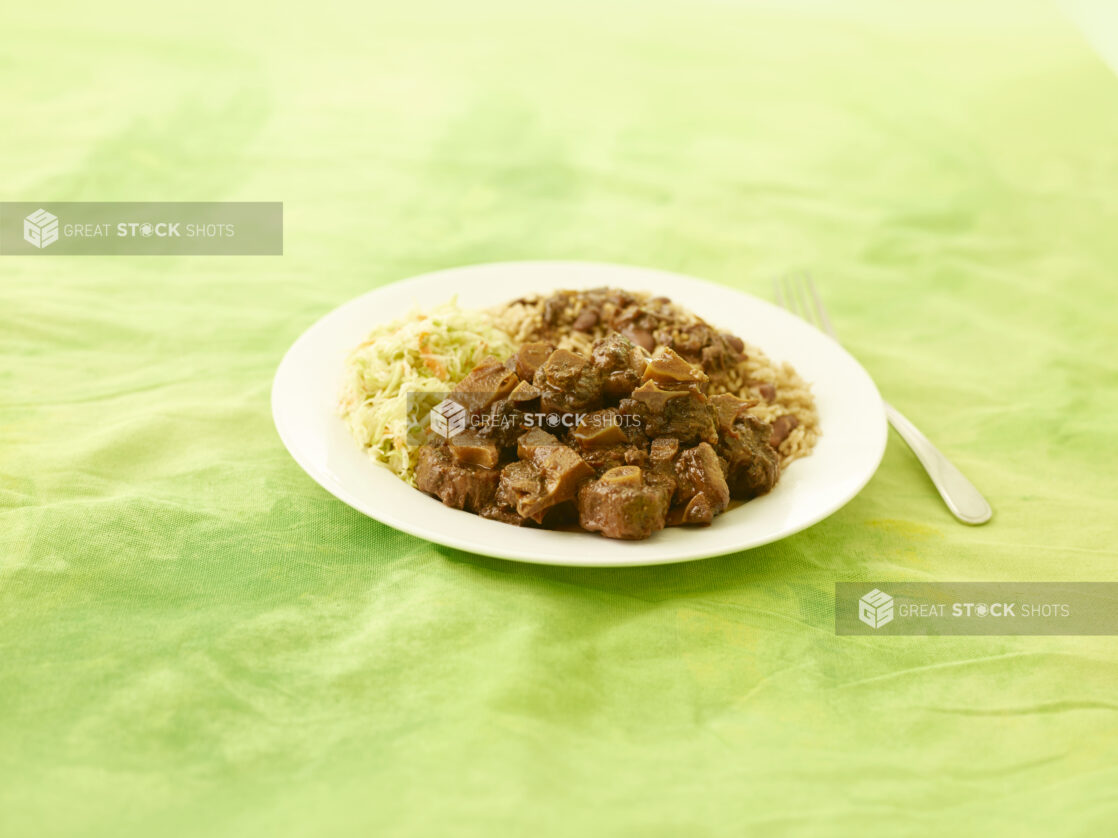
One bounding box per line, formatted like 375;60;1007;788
3;2;1117;835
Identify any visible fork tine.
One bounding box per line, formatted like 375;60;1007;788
773;272;839;341
793;273;814;327
781;275;799;319
805;274;837;339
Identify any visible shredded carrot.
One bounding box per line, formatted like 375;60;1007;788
418;333;448;379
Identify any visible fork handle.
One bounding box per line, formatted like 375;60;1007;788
883;402;993;525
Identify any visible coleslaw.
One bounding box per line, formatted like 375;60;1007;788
338;299;517;483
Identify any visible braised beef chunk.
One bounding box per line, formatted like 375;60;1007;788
415;444;499;512
478;502;529;527
533;349;602;414
578;466;672;540
516;427;560;459
580;444;649;475
673;442;730;519
668;491;717;526
515;341;555;382
646;436;679;493
485;497;578;529
625;380;685;413
613;304;658;353
590;334;646;400
769;414;799;448
696;331;745;374
624;381;718;446
645;469;677;501
495;460;543;516
528;445;595;513
707;394;780;498
710;393;755;432
700;344;725;373
624;446;648;468
479;503;531;526
450;356;518;413
475;399;525;450
649;436;680;463
580;446;625;474
496;442;594;522
684;492;716;524
571;408;629;449
642;347;707;390
649;320;742;371
540;500;579;528
508;380;541;404
448;431;500;469
719;413;780;499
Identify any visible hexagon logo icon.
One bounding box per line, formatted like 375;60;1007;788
859;589;894;629
430;398;467;439
24;208;59;249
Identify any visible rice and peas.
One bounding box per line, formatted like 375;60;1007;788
338;292;819;483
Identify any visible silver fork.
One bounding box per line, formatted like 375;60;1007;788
774;275;992;525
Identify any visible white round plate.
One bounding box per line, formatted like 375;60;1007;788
272;261;886;567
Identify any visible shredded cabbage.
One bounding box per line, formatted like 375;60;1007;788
338;298;517;483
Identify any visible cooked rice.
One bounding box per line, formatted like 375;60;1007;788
491;293;820;467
